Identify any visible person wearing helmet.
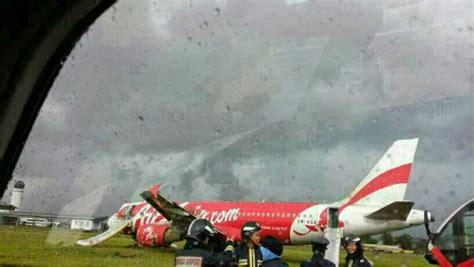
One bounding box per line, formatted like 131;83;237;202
260;236;288;267
175;218;235;267
235;221;263;266
341;235;371;267
300;236;335;267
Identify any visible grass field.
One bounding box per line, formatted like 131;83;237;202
0;226;430;266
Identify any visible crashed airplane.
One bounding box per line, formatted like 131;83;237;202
77;138;434;247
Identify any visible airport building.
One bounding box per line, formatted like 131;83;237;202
0;181;108;231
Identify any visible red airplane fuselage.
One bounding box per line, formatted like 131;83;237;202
122;201;319;244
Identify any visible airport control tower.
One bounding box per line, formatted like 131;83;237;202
10;181;25;211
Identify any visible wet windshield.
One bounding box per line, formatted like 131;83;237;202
1;0;472;266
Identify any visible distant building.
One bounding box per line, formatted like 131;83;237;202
0;180;108;231
0;211;108;231
0;180;24;213
0;201;17;212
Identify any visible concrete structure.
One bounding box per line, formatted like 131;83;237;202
10;180;24;211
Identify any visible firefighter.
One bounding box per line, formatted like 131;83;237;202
235;221;263;266
260;236;288;267
175;218;234;267
341;235;371;267
300;236;335;267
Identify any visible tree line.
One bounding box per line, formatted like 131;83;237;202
361;233;428;252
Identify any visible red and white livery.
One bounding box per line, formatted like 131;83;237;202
77;138;434;247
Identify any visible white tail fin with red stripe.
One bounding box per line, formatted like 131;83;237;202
339;138;419;208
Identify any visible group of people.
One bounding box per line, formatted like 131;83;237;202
299;235;371;267
174;218;371;267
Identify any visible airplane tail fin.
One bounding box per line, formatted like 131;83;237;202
339;138;419;208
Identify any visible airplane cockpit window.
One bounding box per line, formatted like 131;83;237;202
1;0;472;266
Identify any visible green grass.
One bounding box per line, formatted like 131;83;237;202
0;226;430;266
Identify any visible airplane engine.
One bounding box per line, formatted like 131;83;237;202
136;224;182;247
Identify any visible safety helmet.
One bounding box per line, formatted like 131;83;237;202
186;218;217;243
311;236;330;252
341;234;361;247
241;221;261;242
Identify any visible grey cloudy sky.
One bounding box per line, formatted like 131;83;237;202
3;0;472;235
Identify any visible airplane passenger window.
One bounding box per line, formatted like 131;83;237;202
1;0;472;266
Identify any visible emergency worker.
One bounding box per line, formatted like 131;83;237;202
300;236;335;267
235;221;263;266
341;235;371;267
175;218;234;267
